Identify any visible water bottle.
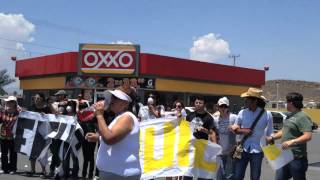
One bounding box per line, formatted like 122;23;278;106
78;90;111;122
78;106;96;122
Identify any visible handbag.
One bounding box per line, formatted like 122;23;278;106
231;109;265;159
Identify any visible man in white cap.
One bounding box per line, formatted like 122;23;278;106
232;87;273;180
213;97;238;180
0;96;19;174
138;93;164;121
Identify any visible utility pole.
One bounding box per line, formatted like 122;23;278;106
229;54;240;66
276;81;279;108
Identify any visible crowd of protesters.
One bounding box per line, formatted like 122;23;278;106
0;86;315;180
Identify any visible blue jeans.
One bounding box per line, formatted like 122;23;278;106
234;152;263;180
275;157;308;180
217;155;235;180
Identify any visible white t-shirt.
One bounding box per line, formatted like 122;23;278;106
96;111;141;176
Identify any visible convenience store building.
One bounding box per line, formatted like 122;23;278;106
15;44;265;112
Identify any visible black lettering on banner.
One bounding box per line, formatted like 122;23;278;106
54;122;67;140
49;121;60;132
66;125;75;142
74;128;84;150
30;121;51;158
48;120;76;141
14;118;36;154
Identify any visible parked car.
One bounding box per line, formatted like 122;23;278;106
185;107;195;115
270;111;288;132
312;121;318;130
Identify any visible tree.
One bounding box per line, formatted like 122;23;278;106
0;69;16;95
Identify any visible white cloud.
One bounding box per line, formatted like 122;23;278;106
16;42;25;51
111;40;133;45
189;33;230;63
0;13;35;94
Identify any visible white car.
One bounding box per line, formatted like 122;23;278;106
270;111;318;132
185;107;195;115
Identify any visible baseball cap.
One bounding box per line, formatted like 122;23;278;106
4;96;17;102
54;90;67;96
147;97;154;104
218;97;229;106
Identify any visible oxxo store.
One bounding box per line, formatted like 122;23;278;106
15;44;265;112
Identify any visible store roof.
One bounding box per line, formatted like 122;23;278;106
16;52;265;86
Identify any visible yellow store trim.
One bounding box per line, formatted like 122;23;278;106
20;77;66;90
156;78;251;96
81;44;136;51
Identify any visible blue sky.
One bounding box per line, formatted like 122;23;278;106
1;0;320;88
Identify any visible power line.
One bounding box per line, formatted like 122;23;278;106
0;17;192;57
0;46;46;57
28;17;189;53
0;37;72;51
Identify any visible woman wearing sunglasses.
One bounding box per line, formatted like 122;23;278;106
173;100;187;118
213;97;238;180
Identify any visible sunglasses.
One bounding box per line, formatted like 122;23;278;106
219;105;229;108
175;104;182;108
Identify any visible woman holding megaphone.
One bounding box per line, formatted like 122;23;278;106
85;86;141;180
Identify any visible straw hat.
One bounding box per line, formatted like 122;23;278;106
240;87;266;100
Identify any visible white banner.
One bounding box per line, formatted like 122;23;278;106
140;117;221;179
14;111;82;161
260;137;294;170
261;144;294;170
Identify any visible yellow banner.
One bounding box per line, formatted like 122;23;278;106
139;117;221;179
261;143;294;170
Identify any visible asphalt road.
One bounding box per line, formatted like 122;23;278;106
1;129;320;180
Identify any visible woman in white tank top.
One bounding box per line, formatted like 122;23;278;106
85;88;141;180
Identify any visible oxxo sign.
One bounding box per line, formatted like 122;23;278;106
80;44;138;75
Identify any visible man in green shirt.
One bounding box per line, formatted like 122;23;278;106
267;92;312;180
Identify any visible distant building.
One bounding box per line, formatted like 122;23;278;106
267;100;286;109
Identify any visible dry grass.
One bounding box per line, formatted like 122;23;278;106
267;108;320;124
